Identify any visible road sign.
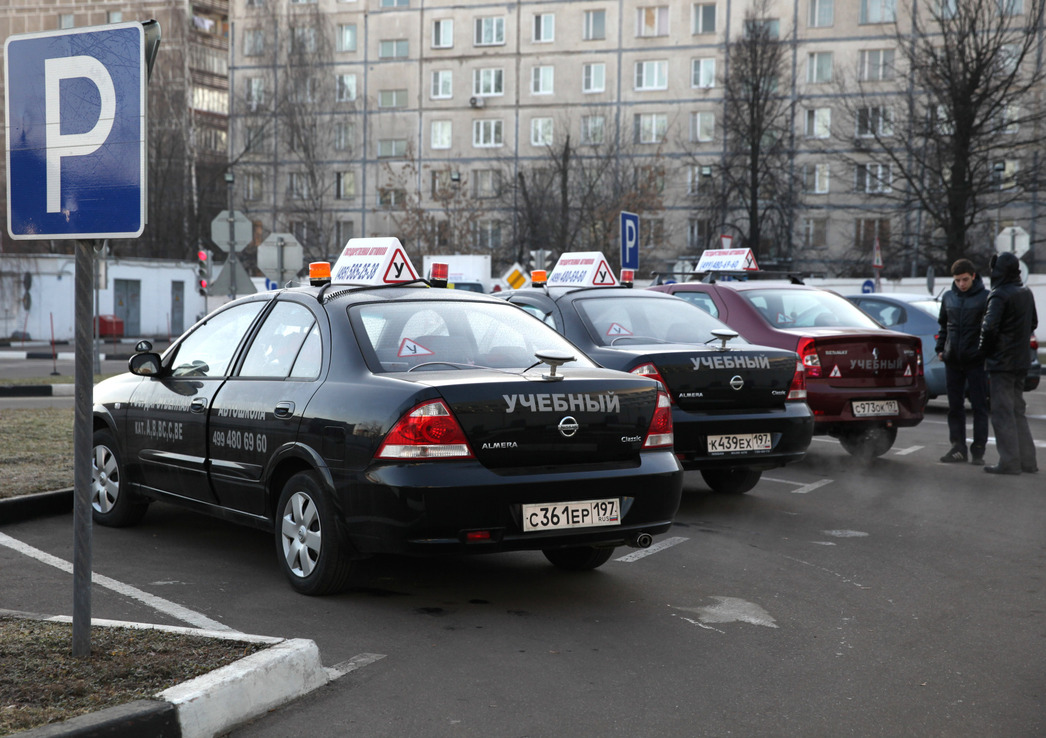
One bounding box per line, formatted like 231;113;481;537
5;22;148;239
257;232;304;284
503;262;528;289
210;210;253;252
995;226;1029;258
209;258;257;296
620;211;639;270
861;279;876;293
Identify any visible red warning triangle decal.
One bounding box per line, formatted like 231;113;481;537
398;338;434;357
592;260;616;286
606;323;633;336
384;248;419;283
904;364;912;376
830;365;842;377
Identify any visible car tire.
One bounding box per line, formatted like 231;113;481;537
700;467;762;495
542;546;615;571
838;426;897;459
91;429;148;527
276;472;353;596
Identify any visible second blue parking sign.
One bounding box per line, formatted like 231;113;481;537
5;23;147;239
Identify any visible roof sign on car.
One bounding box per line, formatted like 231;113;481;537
331;237;420;285
547;252;618;288
695;248;759;273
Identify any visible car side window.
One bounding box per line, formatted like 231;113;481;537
859;299;904;327
674;291;719;318
170;302;265;378
240;302;319;379
514;302;557;329
290;323;322;379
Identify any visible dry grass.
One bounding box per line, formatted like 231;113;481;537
0;616;266;735
0;408;75;500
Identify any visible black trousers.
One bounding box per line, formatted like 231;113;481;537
988;371;1037;472
944;362;989;454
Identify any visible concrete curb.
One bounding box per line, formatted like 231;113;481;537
0;489;74;522
0;383;77;397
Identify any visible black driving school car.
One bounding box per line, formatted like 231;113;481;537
91;240;683;595
497;253;814;495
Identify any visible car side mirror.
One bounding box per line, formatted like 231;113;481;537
129;352;162;376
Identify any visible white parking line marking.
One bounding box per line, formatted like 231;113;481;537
327;653;386;680
0;532;238;633
763;477;833;494
893;445;923;455
615;536;688;562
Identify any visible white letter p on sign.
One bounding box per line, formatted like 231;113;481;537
44;56;116;213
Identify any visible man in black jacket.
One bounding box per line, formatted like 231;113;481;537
979;251;1039;475
935;259;989;464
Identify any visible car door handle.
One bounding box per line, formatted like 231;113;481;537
190;397;208;413
274;401;295;419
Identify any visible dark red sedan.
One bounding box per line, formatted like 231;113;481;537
650;280;927;458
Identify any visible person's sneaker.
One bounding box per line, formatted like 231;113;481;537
970;454;985;466
939;448;967;463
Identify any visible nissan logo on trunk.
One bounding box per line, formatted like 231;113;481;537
558;416;579;437
730;375;744;390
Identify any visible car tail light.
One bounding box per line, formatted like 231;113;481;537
795;337;822;378
376;400;474;459
786;359;807;401
914;344;924;377
643;391;674;449
1031;336;1039;351
630;362;672;402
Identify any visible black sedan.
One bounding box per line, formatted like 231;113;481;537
497;253;814;495
91;241;682;595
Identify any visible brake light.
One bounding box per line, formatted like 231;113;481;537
795;337;822;377
914;344;924;377
630;362;672;402
786;359;807;401
376;400;474;459
643;391;674;449
1031;336;1039;351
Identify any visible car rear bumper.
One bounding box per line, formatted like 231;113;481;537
671;403;814;471
335;451;683;555
808;380;926;432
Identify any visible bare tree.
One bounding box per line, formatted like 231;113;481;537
836;0;1046;270
715;0;800;264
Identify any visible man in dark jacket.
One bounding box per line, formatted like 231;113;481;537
935;259;989;464
978;251;1039;475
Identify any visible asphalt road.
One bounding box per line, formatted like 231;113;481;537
1;386;1044;736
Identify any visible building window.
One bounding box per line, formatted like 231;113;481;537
688;218;711;249
246;78;265;110
334;121;355;150
338;24;357;52
290;79;318;104
289;172;310;200
473;120;504;147
474;219;502;249
1000;0;1024;15
108;11;123;23
379;188;407;208
859;49;895;81
336;221;355;249
642;218;664;248
690;111;715;142
431;120;452;149
431;171;459;199
532;66;554;94
855;163;892;193
379;40;409;58
809;0;834;27
533;13;555;42
802;163;830;193
687;165;714;195
377;139;408;158
473;68;504;96
856;218;890;251
245;29;265;55
692;4;716;34
1001;103;1020;134
581;115;606;145
475;17;505;46
378;89;408;108
291;27;317;54
433;19;453;48
636;7;669;37
244;172;264;201
995;159;1020;190
380;0;409;7
531;117;553;146
337;74;357;102
857;106;893;137
337;171;357;199
860;0;896;24
245;126;269;153
473;169;500;198
804;218;828;248
584;10;606;40
691;58;715;88
635;60;668;90
745;18;780;38
583;63;606;93
634;113;668;144
59;14;75;29
431;70;453;99
807;52;833;83
804;108;831;138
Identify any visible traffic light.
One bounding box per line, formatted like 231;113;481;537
197;249;211;296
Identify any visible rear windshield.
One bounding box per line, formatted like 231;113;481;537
743;289;881;329
573;295;748;347
352;301;596;372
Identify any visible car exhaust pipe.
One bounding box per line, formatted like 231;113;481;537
628;532;654;549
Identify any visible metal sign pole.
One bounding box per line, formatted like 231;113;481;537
72;240;96;656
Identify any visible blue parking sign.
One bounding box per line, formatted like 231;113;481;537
5;23;147;239
620;211;639;270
